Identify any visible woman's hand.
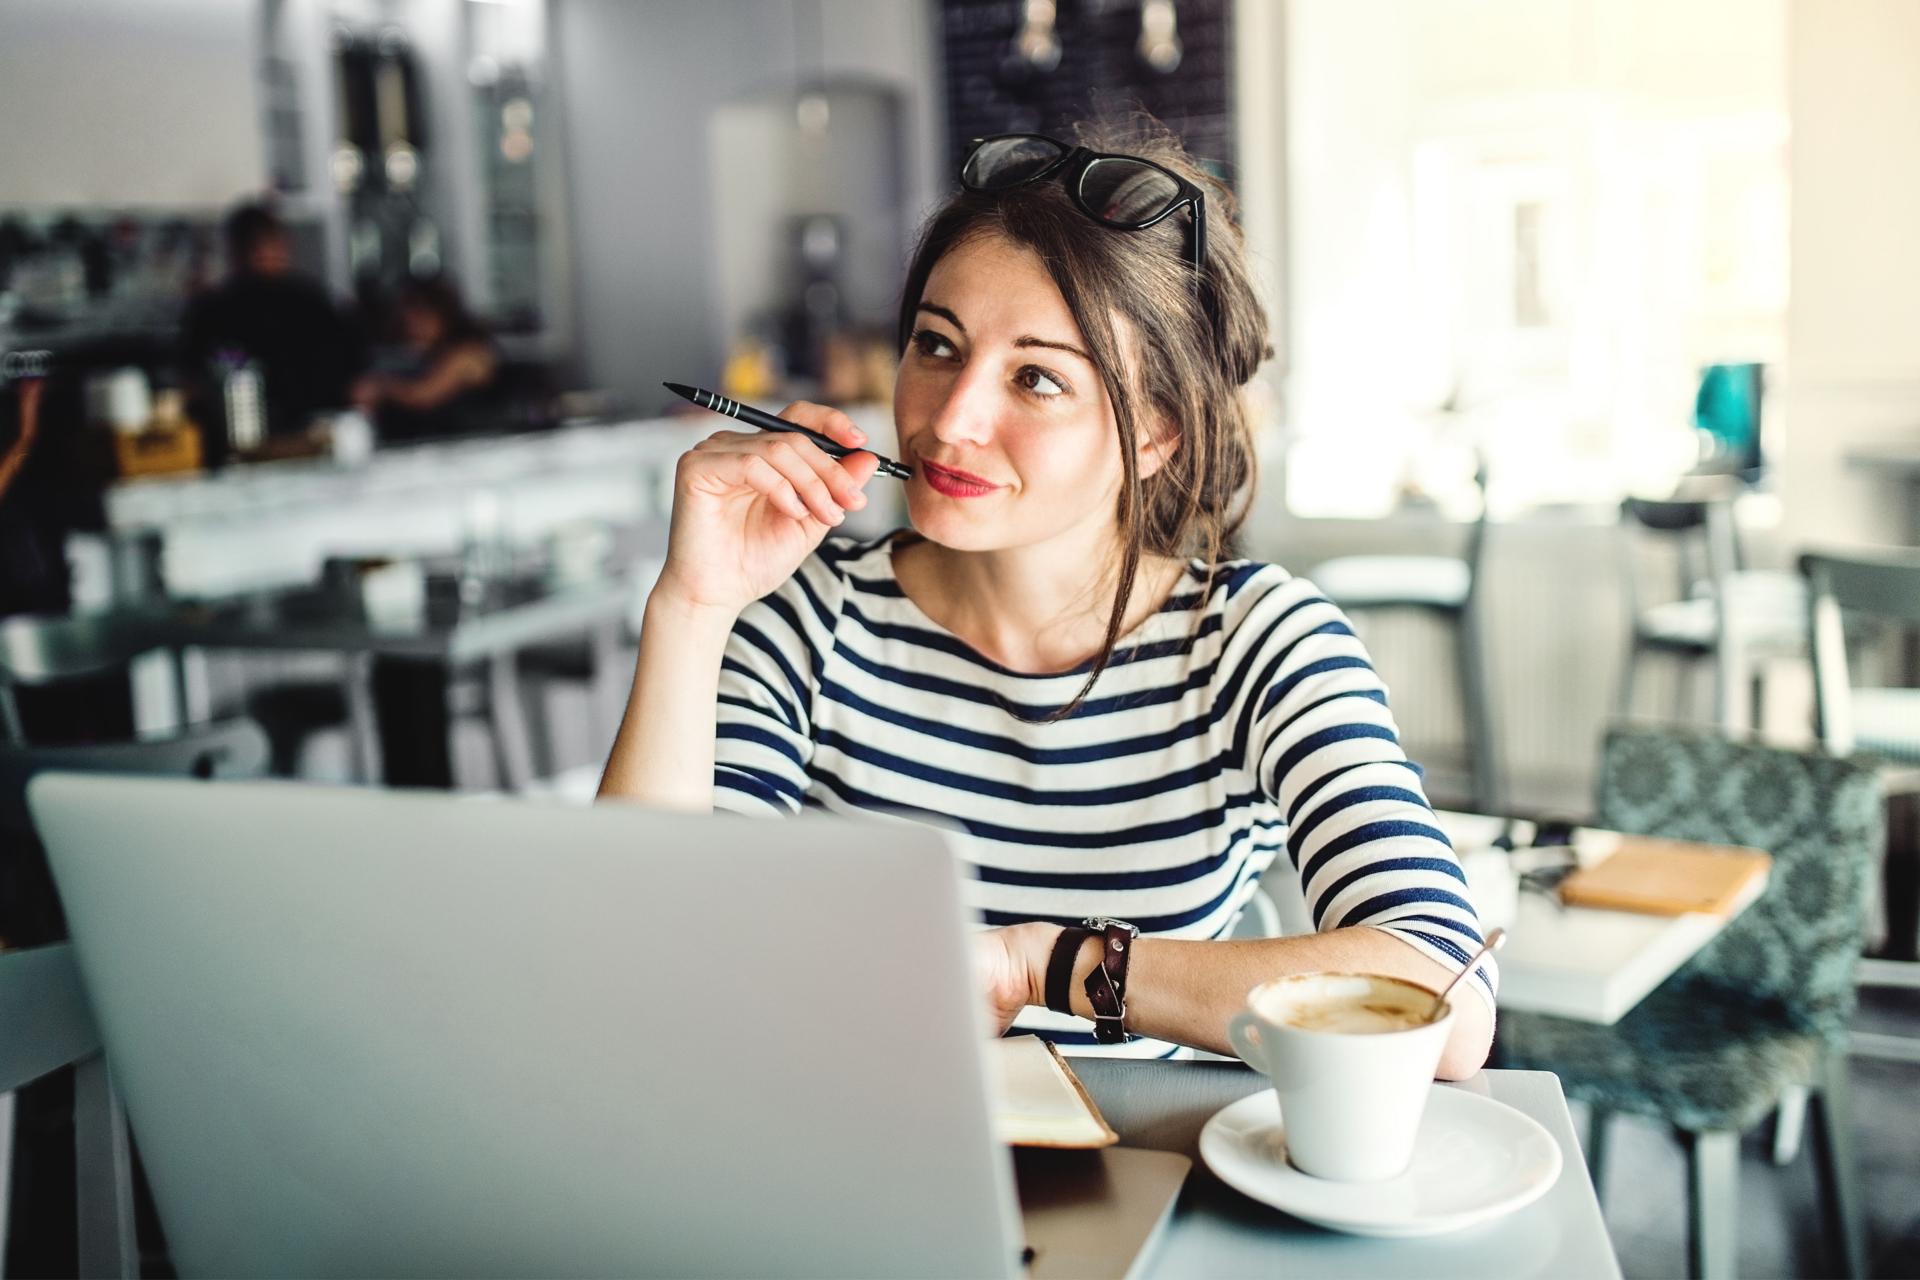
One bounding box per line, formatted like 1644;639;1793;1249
651;402;880;616
971;923;1056;1036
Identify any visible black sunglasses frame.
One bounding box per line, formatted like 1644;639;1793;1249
960;134;1208;274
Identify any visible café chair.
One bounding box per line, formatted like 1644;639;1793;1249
1804;546;1920;1065
0;717;267;1279
0;718;271;950
1306;489;1499;813
0;943;135;1280
0;611;178;747
1495;723;1879;1280
1616;490;1807;734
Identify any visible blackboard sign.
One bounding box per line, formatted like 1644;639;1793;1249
938;0;1237;185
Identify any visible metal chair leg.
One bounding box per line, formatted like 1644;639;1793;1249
485;652;537;792
1585;1105;1612;1205
72;1055;137;1280
1771;1085;1809;1166
1616;639;1641;719
1811;1051;1868;1279
1456;603;1500;814
1686;1129;1739;1280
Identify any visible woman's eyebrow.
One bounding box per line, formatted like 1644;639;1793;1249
918;300;1091;363
1014;335;1093;363
916;302;965;332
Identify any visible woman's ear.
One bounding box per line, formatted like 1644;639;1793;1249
1137;417;1182;482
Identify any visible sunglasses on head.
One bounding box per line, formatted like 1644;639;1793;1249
959;134;1208;274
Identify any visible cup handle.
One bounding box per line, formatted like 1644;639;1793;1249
1227;1011;1264;1066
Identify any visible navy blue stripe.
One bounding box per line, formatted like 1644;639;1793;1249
978;863;1247;932
1308;857;1469;918
815;674;1220;765
812;770;1271;850
838;595;1224;679
833;631;1210;719
715;721;806;770
1392;913;1486;947
968;816;1283;890
1265;717;1399;795
1322;885;1478;931
718;657;799;732
714;767;797;811
814;727;1231;807
1297;820;1458;892
1289;783;1429;851
784;559;839;632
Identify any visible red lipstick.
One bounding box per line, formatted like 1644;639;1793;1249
920;460;1002;499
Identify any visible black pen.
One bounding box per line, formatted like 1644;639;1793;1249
663;382;912;480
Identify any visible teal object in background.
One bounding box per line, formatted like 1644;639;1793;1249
1695;362;1765;478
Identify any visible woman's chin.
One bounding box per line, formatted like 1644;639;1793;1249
904;497;1008;552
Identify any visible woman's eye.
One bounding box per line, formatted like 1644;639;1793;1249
1016;366;1070;398
912;329;957;360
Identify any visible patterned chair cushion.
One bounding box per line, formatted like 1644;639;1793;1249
1495;724;1882;1132
1499;980;1824;1133
1593;723;1882;1044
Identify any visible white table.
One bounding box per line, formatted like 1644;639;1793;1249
1437;811;1770;1025
1063;1061;1620;1280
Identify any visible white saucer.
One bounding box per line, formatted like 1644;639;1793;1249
1198;1086;1563;1237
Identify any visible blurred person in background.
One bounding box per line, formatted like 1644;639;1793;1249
352;276;499;441
179;201;366;457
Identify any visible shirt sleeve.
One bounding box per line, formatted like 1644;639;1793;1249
1232;570;1498;1015
711;549;846;816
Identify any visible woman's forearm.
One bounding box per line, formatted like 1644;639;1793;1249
596;589;738;809
1027;924;1494;1079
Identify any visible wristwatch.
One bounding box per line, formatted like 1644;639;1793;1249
1080;917;1140;1044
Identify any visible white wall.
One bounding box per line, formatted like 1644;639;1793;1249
549;0;940;408
0;0;264;206
1780;0;1920;548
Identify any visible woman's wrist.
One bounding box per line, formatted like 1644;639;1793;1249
1019;922;1105;1019
644;578;745;634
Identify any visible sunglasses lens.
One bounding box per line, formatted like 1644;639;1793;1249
1078;157;1182;226
964;136;1067;190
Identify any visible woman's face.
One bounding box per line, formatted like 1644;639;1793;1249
893;233;1165;555
400;301;444;350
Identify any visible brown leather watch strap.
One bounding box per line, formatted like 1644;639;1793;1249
1044;927;1093;1016
1081;919;1138;1044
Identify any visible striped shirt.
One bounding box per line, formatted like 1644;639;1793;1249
712;534;1496;1056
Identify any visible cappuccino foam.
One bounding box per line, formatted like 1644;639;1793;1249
1250;973;1444;1035
1279;999;1434;1035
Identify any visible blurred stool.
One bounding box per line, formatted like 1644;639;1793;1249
1617;488;1807;735
0;612;163;747
1;717;268;1279
1307;492;1499;813
1805;547;1920;1063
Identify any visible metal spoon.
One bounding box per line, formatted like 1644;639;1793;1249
1428;926;1506;1021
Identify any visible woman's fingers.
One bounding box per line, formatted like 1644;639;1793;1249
778;401;867;450
693;426;868;517
751;439;843;524
736;454;814;523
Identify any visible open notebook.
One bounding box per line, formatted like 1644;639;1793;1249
989;1036;1119;1149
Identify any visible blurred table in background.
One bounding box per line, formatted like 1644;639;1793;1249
1437;810;1770;1025
140;561;640;790
1846;441;1920;545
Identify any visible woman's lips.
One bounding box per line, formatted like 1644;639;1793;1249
919;460;1002;498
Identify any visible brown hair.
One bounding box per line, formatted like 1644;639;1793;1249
895;116;1272;720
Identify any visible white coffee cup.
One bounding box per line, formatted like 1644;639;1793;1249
1226;972;1454;1182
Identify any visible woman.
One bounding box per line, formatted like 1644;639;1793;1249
352;276;498;441
600;123;1495;1075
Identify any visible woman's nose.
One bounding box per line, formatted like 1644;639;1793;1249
926;369;999;448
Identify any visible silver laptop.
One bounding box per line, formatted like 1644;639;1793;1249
30;775;1185;1278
